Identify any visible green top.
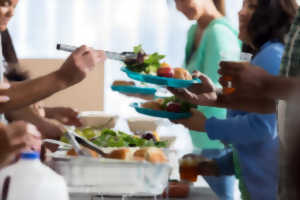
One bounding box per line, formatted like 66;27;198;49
184;18;241;149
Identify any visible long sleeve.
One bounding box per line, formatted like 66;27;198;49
214;151;235;176
205;112;277;145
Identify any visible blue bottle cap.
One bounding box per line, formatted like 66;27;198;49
20;152;40;160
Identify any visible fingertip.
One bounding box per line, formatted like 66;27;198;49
0;96;10;103
0;82;10;89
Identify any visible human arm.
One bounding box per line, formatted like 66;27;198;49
0;46;106;113
173;107;276;145
5;105;65;140
44;106;82;127
168;77;277;114
219;61;300;101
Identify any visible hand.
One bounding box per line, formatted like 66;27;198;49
45;106;82;127
168;74;218;106
0;82;10;103
219;61;272;98
171;109;207;132
56;45;106;86
182;154;219;176
0;121;42;168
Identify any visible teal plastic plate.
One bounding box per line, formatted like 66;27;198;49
130;102;191;120
122;67;201;88
111;85;156;95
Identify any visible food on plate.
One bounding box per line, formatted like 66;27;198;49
141;101;162;111
124;45;165;74
141;96;196;113
133;147;168;163
61;128;168;148
125;45;196;82
112;80;135;86
173;68;193;80
157;62;174;78
166;102;182;113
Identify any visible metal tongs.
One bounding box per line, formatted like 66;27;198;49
57;43;137;62
64;126;109;158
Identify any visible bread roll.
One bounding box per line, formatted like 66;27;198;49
133;147;168;163
67;148;99;158
173;68;192;80
107;148;131;160
141;101;162;111
113;80;135;86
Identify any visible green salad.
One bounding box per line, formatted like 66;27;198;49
61;128;167;148
124;45;165;75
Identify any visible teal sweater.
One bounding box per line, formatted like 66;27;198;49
184;18;241;149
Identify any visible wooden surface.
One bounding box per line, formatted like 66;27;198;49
19;59;105;111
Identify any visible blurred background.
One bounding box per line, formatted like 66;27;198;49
8;0;243;116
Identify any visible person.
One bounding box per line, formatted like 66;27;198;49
218;8;300;199
170;0;297;199
174;0;241;199
0;28;82;139
0;121;42;169
0;0;106;116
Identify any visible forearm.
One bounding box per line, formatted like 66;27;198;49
6;107;62;139
213;95;277;114
263;76;300;101
0;71;68;113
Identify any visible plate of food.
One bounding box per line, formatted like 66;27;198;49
122;45;201;88
130;96;196;120
111;80;157;95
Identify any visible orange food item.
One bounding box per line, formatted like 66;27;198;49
173;68;193;80
160;62;171;68
133;147;168;163
113;80;135;86
67;148;99;158
141;101;162;111
107;148;131;160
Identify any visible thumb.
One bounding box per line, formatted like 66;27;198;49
199;74;213;86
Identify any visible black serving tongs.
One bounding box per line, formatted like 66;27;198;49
57;43;137;62
64;126;110;158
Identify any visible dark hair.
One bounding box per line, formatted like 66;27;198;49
213;0;226;16
1;29;29;81
245;0;298;53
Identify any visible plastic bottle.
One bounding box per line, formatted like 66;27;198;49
0;152;69;200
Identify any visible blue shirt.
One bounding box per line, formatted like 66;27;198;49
205;41;284;200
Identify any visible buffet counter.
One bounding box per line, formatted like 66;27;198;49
70;187;218;200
